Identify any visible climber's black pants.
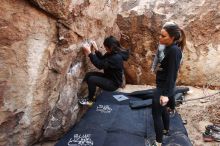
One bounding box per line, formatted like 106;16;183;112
84;72;118;100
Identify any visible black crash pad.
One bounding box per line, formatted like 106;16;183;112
56;90;192;146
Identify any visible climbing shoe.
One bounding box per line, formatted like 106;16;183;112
78;98;93;106
206;124;220;132
203;128;220;142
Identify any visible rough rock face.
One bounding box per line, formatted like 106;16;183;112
0;0;120;145
1;0;219;145
0;1;57;145
30;0;71;19
118;0;220;87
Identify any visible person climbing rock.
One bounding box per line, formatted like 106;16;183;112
79;36;129;106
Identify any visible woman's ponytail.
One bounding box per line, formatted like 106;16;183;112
163;23;186;52
178;28;186;51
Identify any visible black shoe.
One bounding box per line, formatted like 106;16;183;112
203;129;220;142
206;124;220;132
163;129;170;136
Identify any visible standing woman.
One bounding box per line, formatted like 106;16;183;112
152;23;186;146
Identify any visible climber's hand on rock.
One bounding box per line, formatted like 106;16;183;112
82;43;91;55
91;41;98;51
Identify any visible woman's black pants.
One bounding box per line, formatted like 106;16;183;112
152;88;175;143
83;72;118;100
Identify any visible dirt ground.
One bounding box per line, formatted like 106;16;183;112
118;85;220;146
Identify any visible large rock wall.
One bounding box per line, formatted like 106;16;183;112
0;0;120;145
0;0;219;145
118;0;220;87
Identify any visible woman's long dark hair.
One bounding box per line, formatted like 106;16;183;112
163;24;186;51
103;36;125;53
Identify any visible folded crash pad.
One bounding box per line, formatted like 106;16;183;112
127;87;189;99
